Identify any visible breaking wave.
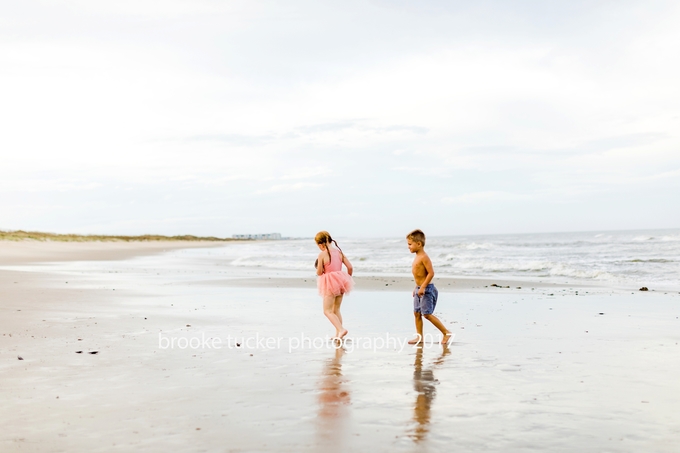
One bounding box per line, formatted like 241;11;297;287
212;228;680;287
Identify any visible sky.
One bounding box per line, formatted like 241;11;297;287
1;0;679;238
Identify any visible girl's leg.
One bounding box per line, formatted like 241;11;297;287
333;295;347;338
333;295;344;326
323;295;346;338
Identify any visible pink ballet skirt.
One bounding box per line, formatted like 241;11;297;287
318;270;354;297
317;248;354;297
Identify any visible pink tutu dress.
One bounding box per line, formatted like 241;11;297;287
318;248;354;297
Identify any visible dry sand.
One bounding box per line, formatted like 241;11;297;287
0;240;224;265
1;241;679;452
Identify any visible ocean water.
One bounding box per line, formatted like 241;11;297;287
187;229;680;289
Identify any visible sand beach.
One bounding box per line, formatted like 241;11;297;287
1;240;679;452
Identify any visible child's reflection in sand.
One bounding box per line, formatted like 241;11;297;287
317;346;351;450
410;343;451;443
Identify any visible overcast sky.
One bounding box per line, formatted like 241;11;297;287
1;0;679;237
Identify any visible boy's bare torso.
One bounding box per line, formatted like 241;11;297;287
411;252;431;286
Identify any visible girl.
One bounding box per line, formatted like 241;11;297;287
315;231;354;340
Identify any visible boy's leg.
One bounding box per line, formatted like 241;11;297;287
421;285;451;344
422;314;452;344
408;312;424;344
409;288;424;344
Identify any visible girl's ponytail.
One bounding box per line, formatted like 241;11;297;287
333;239;344;260
326;236;332;264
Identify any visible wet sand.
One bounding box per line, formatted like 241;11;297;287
193;274;602;292
1;241;679;452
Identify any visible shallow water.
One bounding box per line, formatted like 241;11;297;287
120;284;680;452
179;287;679;453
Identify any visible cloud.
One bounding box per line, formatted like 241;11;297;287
295;121;428;135
2;1;680;235
575;133;668;153
280;167;330;180
0;179;104;193
182;134;274;146
442;191;535;204
255;182;322;194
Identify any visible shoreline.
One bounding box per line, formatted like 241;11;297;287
1;239;670;293
194;275;613;293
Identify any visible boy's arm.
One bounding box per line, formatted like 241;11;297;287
417;254;435;297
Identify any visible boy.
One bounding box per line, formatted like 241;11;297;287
407;229;452;345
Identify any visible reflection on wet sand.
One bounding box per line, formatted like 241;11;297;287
410;344;451;443
317;347;351;450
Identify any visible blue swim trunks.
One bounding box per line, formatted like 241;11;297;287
413;284;438;315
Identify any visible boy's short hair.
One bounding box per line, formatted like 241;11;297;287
406;229;426;246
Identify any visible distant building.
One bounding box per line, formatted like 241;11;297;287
232;233;282;240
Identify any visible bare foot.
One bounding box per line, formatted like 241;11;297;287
338;329;348;340
408;336;422;345
441;333;452;345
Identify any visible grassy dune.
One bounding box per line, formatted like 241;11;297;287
0;230;237;242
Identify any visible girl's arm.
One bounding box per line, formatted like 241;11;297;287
316;251;328;276
342;253;353;276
